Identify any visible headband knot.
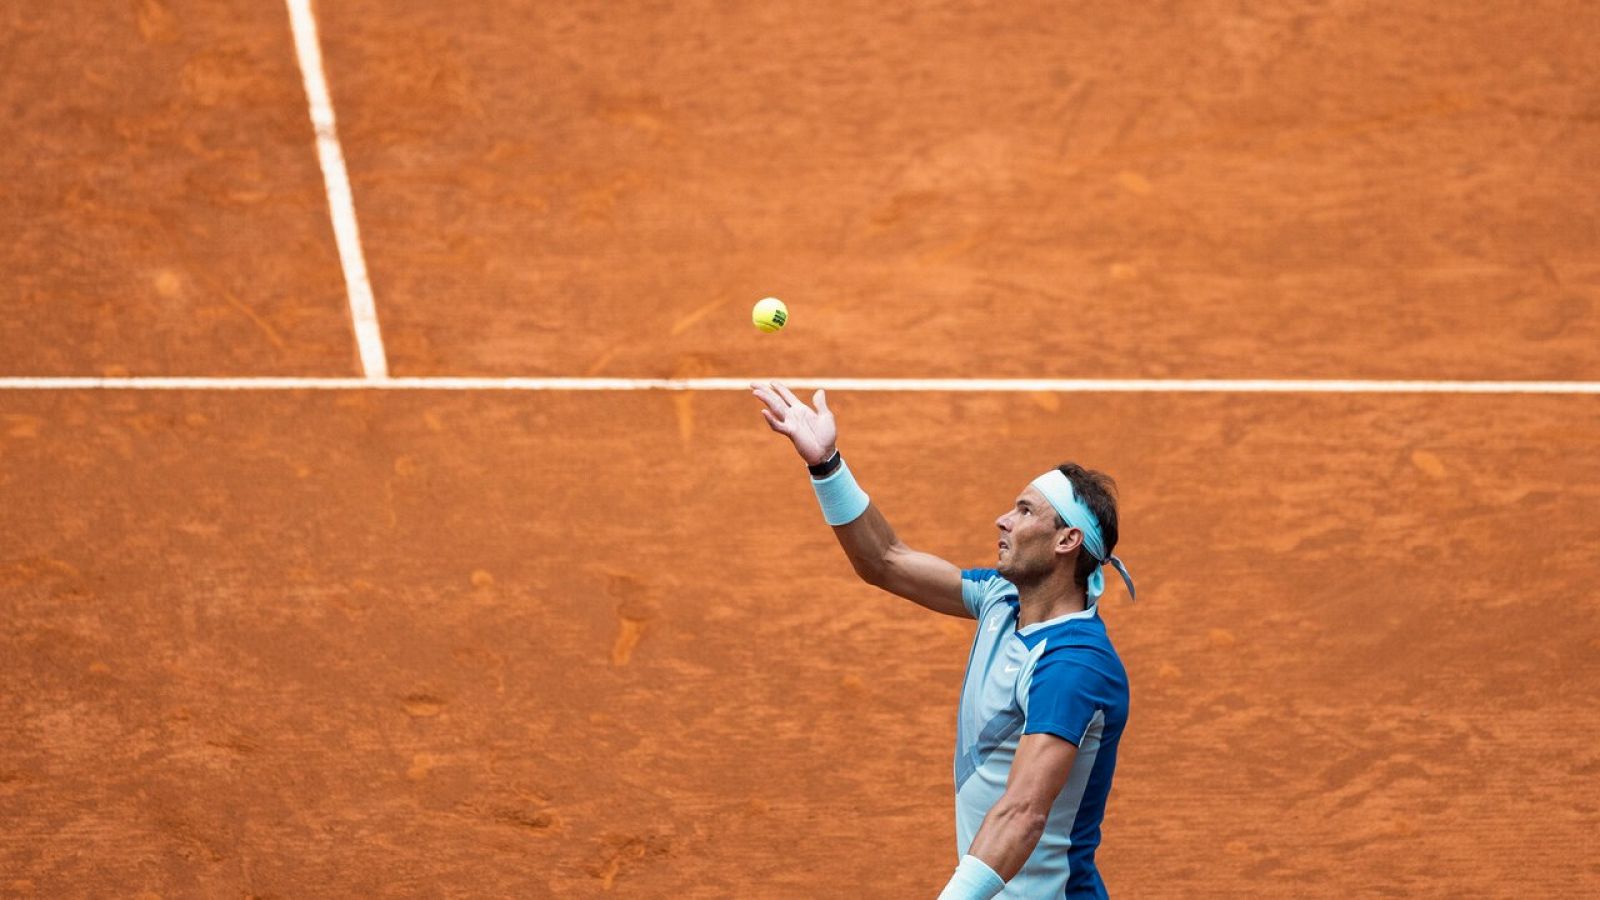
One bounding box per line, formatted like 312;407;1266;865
1029;469;1137;604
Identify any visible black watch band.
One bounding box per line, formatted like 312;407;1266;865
807;450;843;478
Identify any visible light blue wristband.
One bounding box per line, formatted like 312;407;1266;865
810;456;870;526
936;854;1005;900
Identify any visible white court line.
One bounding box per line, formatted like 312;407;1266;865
284;0;388;380
0;377;1597;393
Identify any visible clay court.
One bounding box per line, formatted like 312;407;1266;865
3;0;1599;896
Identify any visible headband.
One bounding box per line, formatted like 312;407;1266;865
1029;469;1137;604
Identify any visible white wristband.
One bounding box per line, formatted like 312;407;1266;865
936;854;1005;900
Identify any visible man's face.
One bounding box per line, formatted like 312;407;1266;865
995;485;1081;583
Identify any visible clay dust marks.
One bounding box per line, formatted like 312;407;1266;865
591;833;675;892
669;296;731;337
405;752;442;780
670;393;695;446
133;0;173;43
489;803;558;833
1115;170;1154;196
611;618;647;667
611;598;658;668
1410;449;1448;479
401;694;445;718
2;415;45;439
583;347;622;377
0;556;81;586
451;645;506;695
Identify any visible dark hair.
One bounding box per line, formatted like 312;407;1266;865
1052;463;1119;590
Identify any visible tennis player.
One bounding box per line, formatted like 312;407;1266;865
751;381;1134;899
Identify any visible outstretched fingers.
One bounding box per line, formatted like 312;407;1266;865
774;382;809;409
750;383;786;416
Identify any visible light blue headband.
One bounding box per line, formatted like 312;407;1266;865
1029;470;1137;604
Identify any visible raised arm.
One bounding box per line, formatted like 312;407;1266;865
751;381;968;619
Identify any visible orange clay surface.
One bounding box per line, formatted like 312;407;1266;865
5;392;1600;896
316;0;1600;381
4;0;1600;897
1;0;358;377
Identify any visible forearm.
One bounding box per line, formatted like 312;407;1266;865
936;800;1047;898
965;800;1048;880
807;449;967;616
810;452;898;584
829;501;900;585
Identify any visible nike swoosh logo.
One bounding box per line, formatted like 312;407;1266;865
1004;665;1020;674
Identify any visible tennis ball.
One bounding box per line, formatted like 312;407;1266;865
752;297;788;333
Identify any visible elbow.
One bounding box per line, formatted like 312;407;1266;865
852;557;888;588
854;542;904;588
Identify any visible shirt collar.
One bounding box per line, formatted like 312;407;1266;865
1015;601;1099;636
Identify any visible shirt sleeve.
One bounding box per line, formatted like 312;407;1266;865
960;568;1002;619
1023;650;1105;746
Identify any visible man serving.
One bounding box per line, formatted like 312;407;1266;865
751;382;1135;899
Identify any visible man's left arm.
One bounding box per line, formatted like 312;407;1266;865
937;733;1078;897
968;732;1077;876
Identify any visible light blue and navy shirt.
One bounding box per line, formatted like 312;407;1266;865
956;569;1130;899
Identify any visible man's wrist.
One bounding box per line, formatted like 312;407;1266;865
809;453;869;525
806;449;842;477
936;854;1005;900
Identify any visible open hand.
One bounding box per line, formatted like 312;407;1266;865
750;381;837;466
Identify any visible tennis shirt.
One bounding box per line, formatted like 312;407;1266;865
955;569;1130;899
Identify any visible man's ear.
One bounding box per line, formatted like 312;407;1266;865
1055;527;1083;557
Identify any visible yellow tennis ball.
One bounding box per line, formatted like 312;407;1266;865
752;297;788;333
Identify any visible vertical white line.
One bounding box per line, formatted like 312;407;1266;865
284;0;389;380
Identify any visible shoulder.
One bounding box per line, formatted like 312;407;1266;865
1023;618;1128;694
1015;618;1128;742
959;567;1017;619
960;567;1007;592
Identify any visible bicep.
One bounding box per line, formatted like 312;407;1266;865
1003;732;1078;808
876;543;968;618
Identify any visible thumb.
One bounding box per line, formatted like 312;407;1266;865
813;388;830;414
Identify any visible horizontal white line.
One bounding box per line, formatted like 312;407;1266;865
0;377;1598;393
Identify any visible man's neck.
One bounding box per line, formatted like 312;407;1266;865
1013;569;1089;628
